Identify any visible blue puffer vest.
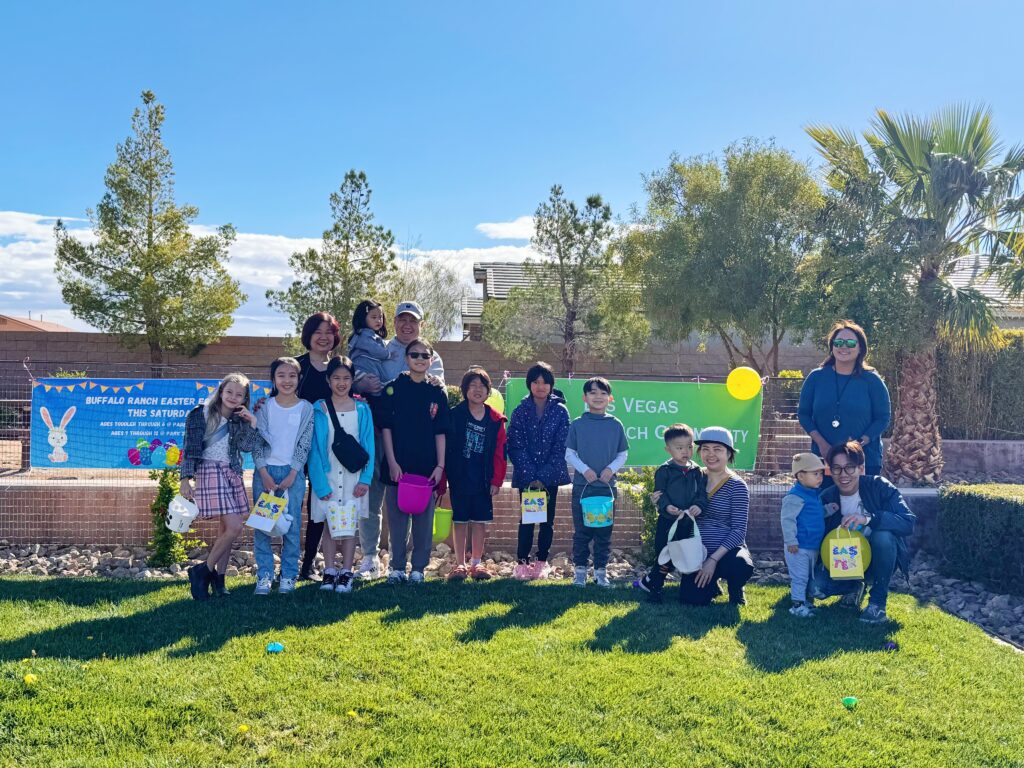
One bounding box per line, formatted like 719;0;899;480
789;481;826;549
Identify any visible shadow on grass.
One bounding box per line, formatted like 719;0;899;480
0;576;171;607
0;578;899;670
737;594;902;674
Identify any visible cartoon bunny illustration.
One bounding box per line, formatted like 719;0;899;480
40;406;76;463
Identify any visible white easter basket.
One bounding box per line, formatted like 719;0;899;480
165;494;199;533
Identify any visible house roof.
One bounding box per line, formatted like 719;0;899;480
473;261;534;300
461;296;483;320
948;255;1024;317
0;314;77;332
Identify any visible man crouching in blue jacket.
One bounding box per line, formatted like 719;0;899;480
814;440;916;624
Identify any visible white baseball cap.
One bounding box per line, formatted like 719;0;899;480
395;301;423;320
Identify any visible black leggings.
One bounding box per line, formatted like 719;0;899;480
677;547;754;605
299;475;324;578
516;485;559;562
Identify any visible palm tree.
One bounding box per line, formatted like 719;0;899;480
808;105;1024;483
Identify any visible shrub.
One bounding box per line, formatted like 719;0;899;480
446;385;464;409
618;466;658;561
148;468;190;566
937;330;1024;440
937;483;1024;594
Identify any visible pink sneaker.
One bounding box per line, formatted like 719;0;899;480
512;561;531;581
530;560;550;580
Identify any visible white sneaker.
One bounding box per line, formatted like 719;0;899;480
594;568;611;588
387;569;407;585
573;566;587;587
789;602;815;618
254;576;273;596
357;555;380;580
278;577;296;594
409;570;425;584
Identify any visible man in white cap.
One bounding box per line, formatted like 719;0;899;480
355;300;445;579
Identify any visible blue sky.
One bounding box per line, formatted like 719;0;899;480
3;0;1024;335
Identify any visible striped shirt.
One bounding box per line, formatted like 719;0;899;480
699;475;749;553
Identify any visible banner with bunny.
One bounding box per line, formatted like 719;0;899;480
31;378;271;469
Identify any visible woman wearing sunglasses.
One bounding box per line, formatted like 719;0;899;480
797;320;891;479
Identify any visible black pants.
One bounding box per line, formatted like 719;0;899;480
516;485;559;562
645;512;695;593
677;547;754;605
299;474;324;578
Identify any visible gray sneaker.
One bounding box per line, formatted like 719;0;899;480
839;582;866;609
278;577;296;594
594;568;611;588
859;604;889;624
573;566;588;587
788;602;815;618
254;576;273;596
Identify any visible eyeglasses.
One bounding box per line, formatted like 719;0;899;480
829;464;860;476
407;352;431;360
832;338;858;349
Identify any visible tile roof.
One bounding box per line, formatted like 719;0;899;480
473;262;534;300
948;255;1024;317
0;314;77;332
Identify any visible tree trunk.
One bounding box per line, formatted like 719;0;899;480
149;339;164;378
887;345;943;484
561;309;576;376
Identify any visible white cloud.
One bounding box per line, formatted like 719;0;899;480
0;210;540;338
475;215;534;241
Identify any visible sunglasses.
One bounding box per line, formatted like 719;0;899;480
407;351;431;360
832;338;858;349
829;464;861;476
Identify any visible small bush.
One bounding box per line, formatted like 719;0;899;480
937;483;1024;594
446;385;464;409
618;466;658;562
148;468;189;566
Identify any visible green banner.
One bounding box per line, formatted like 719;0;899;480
504;379;763;470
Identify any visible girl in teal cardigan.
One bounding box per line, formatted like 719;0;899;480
307;356;376;592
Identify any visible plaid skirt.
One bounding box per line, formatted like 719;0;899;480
194;460;250;519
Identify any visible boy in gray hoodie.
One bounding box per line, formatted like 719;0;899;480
565;377;629;587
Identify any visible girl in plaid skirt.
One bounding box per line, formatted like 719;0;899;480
180;373;264;601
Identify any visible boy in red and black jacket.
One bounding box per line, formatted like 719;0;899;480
445;367;508;581
634;423;708;603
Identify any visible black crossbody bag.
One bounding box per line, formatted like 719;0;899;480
325;399;370;473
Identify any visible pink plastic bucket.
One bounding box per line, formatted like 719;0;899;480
397;473;433;515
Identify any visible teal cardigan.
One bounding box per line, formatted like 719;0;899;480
307;398;376;499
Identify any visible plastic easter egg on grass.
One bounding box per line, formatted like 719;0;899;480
726;367;762;401
484;388;505;415
883;641;899;652
128;448;142;466
266;641;284;654
842;696;858;710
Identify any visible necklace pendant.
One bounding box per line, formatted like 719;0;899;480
831;418;841;429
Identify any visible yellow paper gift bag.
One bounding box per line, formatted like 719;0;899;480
246;492;288;533
521;490;548;524
827;527;866;580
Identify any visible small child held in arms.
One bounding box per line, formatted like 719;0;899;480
633;423;707;603
347;299;389;386
565;377;629;588
781;452;828;617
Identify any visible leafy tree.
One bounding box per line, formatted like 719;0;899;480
55;91;243;367
621;140;823;374
482;185;649;374
267;170;396;343
806;105;1024;483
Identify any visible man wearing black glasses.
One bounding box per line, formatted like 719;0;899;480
813;441;916;624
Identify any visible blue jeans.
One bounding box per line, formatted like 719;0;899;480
252;465;305;581
813;529;898;610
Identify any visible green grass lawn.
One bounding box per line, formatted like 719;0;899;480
1;576;1022;768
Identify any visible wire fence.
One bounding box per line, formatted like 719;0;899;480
0;360;804;551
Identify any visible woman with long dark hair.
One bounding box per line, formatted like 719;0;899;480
798;320;891;478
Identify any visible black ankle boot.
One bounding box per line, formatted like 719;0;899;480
188;562;211;601
729;586;747;605
212;572;230;597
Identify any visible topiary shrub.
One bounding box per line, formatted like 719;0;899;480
148;468;190;566
619;466;658;561
937;483;1024;594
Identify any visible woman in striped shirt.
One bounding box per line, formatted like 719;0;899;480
683;426;755;605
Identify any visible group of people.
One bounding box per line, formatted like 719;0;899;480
177;305;915;624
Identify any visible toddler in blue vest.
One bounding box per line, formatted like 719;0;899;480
780;452;828;617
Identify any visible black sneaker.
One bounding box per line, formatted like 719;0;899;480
212;573;230;597
335;572;354;593
728;587;747;605
188;563;211;601
320;572;338;591
646;590;664;604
